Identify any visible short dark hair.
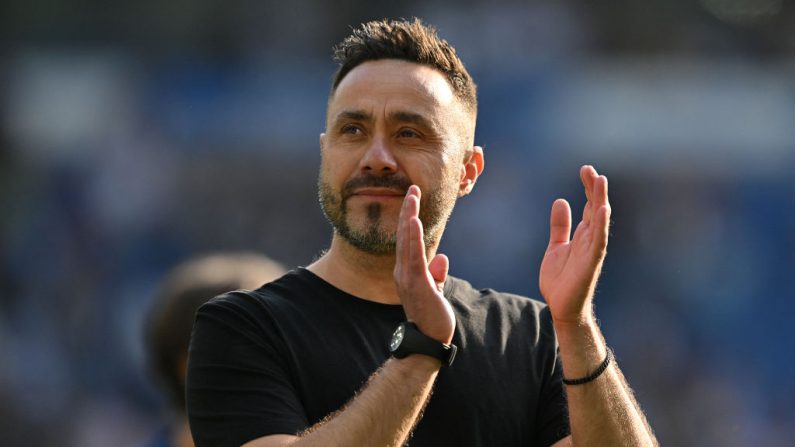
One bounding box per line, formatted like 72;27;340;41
331;18;477;114
144;253;285;412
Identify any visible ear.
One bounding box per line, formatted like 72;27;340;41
458;145;484;197
319;132;326;151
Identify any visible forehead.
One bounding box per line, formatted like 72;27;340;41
329;59;459;120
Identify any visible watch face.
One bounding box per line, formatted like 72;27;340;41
389;324;405;352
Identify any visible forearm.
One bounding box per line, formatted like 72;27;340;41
555;318;658;447
247;355;440;447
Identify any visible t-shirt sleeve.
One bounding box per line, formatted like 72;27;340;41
534;308;571;446
186;293;308;447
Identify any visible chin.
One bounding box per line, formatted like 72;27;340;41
347;220;398;238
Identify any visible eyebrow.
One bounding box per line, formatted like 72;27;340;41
389;111;433;129
332;109;435;129
336;110;373;121
334;110;372;125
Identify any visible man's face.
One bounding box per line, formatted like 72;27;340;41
319;59;474;255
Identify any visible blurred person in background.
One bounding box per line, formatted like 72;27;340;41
186;19;657;447
145;253;286;447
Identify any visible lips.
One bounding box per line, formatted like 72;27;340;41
351;188;406;197
341;175;413;202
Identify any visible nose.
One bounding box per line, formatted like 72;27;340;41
359;136;397;176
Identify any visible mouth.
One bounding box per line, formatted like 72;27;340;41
350;188;407;199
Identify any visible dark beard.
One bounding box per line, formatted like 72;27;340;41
318;173;455;255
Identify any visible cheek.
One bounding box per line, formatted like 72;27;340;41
322;148;360;180
320;155;347;184
437;152;464;185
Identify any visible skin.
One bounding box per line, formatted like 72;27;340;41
242;59;656;447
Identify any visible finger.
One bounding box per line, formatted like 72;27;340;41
580;165;597;223
428;253;449;291
548;198;572;248
407;185;421;216
592;205;610;259
582;201;593;225
397;186;422;276
395;186;413;275
409;215;428;273
405;186;428;272
595;174;609;209
580;165;596;203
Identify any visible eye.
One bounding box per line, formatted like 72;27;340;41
397;128;421;139
341;124;364;135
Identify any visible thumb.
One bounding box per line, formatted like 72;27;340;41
548;198;572;249
428;253;449;292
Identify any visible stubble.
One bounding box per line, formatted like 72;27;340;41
318;173;457;255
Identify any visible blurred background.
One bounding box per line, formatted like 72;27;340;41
1;0;794;446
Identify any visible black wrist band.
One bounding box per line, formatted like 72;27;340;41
562;348;613;386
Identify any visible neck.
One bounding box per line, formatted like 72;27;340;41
307;233;438;305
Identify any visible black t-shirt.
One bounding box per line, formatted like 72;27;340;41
186;268;570;447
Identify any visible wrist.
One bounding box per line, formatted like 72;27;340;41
407;317;454;345
553;316;609;380
562;348;613;385
552;313;598;334
390;355;442;379
549;300;597;328
390;322;457;367
554;316;604;351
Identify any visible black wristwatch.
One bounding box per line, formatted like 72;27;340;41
389;322;457;367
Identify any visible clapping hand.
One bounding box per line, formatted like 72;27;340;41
539;166;611;327
394;185;456;344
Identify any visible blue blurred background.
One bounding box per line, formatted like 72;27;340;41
1;1;794;445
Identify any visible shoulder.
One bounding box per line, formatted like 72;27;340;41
195;268;319;331
202;267;315;311
191;268;323;355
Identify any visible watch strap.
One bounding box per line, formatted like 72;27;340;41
391;322;457;367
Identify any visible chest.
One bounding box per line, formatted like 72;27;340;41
277;306;542;445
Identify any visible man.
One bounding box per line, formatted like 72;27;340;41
187;19;657;447
145;253;285;447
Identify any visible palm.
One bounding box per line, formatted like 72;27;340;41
394;185;456;344
539;166;611;325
